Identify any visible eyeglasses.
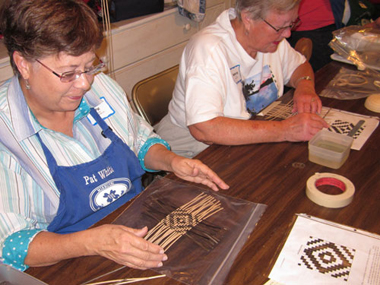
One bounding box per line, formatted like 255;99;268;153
35;56;105;83
260;17;300;33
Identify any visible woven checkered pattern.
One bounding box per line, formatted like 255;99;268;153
163;209;199;234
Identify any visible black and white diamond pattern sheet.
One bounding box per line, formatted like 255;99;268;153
328;120;364;139
298;236;356;282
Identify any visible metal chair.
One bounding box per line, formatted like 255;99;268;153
131;65;179;126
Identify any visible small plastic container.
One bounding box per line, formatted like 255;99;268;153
308;130;353;169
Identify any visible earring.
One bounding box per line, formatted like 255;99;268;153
25;79;31;90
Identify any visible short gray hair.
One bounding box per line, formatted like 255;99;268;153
235;0;301;21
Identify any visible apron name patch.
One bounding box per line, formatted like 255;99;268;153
83;166;115;185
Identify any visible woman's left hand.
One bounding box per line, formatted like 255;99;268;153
290;62;321;114
144;144;229;191
170;156;229;191
293;84;322;114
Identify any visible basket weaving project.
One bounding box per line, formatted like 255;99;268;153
112;177;267;285
144;192;224;252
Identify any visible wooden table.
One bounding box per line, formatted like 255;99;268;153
26;61;380;284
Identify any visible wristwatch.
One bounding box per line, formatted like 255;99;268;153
296;76;313;86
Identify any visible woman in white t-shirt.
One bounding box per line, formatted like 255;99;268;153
156;0;329;158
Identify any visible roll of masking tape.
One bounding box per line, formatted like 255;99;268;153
306;172;355;208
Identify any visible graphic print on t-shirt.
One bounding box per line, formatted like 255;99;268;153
242;65;278;115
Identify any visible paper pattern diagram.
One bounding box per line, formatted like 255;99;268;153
268;214;380;285
299;236;355;281
261;101;379;150
322;108;379;150
328;120;364;139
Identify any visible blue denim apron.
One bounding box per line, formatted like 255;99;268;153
38;108;145;234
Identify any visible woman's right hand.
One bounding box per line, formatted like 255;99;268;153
364;17;380;29
89;224;167;270
282;113;329;142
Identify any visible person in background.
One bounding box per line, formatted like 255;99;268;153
288;0;379;72
365;15;380;27
155;0;329;158
0;0;229;272
287;0;336;71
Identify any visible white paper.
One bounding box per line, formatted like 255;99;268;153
269;214;380;285
322;108;379;150
261;101;379;151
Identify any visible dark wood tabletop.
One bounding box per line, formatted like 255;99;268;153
26;61;380;285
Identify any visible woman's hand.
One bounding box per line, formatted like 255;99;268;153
282;113;329;142
25;225;167;269
144;144;229;191
293;83;322;114
364;17;380;29
169;156;229;191
290;61;321;114
89;225;167;270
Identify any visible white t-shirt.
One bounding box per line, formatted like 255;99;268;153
168;8;306;128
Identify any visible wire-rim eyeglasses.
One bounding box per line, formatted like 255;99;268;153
35;55;105;83
260;17;300;33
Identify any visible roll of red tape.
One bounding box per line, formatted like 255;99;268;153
306;172;355;208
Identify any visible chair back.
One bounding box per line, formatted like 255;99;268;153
132;65;179;126
295;37;313;61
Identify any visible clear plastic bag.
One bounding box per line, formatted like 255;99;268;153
319;67;380;100
113;177;267;285
329;25;380;71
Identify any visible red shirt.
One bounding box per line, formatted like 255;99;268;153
295;0;335;31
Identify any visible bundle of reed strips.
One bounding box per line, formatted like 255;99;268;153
264;99;294;120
